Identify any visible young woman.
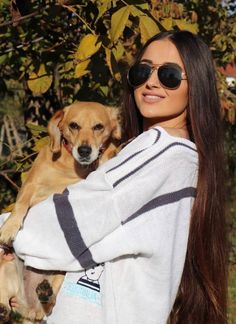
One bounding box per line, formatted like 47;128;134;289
11;30;227;323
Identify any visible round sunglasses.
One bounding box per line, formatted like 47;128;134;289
127;62;187;90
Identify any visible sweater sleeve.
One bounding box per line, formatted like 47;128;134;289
13;128;198;271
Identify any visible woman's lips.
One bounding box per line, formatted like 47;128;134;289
143;93;165;103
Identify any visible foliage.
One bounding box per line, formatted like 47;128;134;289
0;0;235;222
0;0;202;108
0;0;202;207
0;0;234;113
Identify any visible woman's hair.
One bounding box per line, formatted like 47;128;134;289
122;30;228;323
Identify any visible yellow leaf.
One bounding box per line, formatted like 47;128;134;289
75;34;101;61
96;0;112;22
110;6;131;42
3;203;15;213
27;64;53;95
21;171;29;184
139;16;159;44
32;136;49;152
161;17;173;30
105;48;121;81
75;59;90;78
137;3;149;10
130;5;143;17
185;23;198;34
174;19;198;34
112;42;125;61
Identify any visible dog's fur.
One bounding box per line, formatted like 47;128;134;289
0;101;122;323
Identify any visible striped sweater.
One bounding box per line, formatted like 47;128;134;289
14;126;198;324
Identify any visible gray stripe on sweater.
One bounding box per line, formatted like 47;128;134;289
107;128;161;173
53;189;96;269
122;187;196;224
113;142;197;188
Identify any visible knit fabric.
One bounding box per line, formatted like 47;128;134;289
13;126;198;324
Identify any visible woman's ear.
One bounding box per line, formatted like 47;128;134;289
105;106;122;140
47;109;64;153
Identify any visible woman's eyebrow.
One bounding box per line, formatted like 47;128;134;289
140;59;153;64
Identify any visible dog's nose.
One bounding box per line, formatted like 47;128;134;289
78;145;92;157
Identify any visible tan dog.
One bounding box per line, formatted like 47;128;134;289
0;101;122;323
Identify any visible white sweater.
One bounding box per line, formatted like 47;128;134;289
14;126;198;324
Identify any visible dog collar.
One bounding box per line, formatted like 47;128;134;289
62;138;72;155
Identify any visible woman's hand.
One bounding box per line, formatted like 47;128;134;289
0;249;14;261
9;297;19;308
0;250;19;308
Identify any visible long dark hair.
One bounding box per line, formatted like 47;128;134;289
122;30;228;323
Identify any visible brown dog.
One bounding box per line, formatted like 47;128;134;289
0;101;122;323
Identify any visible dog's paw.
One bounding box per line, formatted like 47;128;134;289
36;279;54;303
0;303;10;322
0;221;21;245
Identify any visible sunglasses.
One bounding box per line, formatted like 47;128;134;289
127;62;187;90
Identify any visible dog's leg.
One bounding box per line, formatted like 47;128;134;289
0;302;10;323
0;259;19;322
36;279;56;316
35;273;64;316
0;257;31;323
0;182;37;244
51;273;65;296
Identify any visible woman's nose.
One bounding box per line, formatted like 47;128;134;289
146;69;160;88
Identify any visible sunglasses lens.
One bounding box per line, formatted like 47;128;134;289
158;65;182;89
128;64;151;87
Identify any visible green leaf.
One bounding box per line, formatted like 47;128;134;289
75;34;102;61
110;6;131;42
99;86;109;96
27;64;53;95
26;123;47;134
0;54;7;65
139;16;160;44
0;0;9;9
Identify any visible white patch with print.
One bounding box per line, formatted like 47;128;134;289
61;264;104;305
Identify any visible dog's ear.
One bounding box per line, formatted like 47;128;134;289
48;109;64;153
105;106;122;140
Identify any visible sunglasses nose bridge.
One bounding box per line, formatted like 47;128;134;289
146;66;161;87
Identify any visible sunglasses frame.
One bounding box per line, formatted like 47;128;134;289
127;62;187;90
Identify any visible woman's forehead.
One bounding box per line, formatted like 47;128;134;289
141;39;184;68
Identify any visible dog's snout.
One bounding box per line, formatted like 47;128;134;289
78;145;92;157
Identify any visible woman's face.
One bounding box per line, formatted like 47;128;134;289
134;38;188;129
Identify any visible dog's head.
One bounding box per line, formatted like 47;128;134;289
48;101;122;166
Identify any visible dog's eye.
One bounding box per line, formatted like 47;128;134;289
93;124;104;131
69;122;80;130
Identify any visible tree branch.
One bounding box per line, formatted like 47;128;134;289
0;171;19;190
0;9;41;28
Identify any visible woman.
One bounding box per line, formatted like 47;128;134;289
12;30;227;323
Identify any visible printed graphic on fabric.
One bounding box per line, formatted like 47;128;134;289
59;264;104;306
77;263;104;292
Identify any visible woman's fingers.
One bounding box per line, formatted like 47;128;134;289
9;297;19;308
0;248;14;261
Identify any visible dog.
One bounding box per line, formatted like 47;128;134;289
0;101;122;323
